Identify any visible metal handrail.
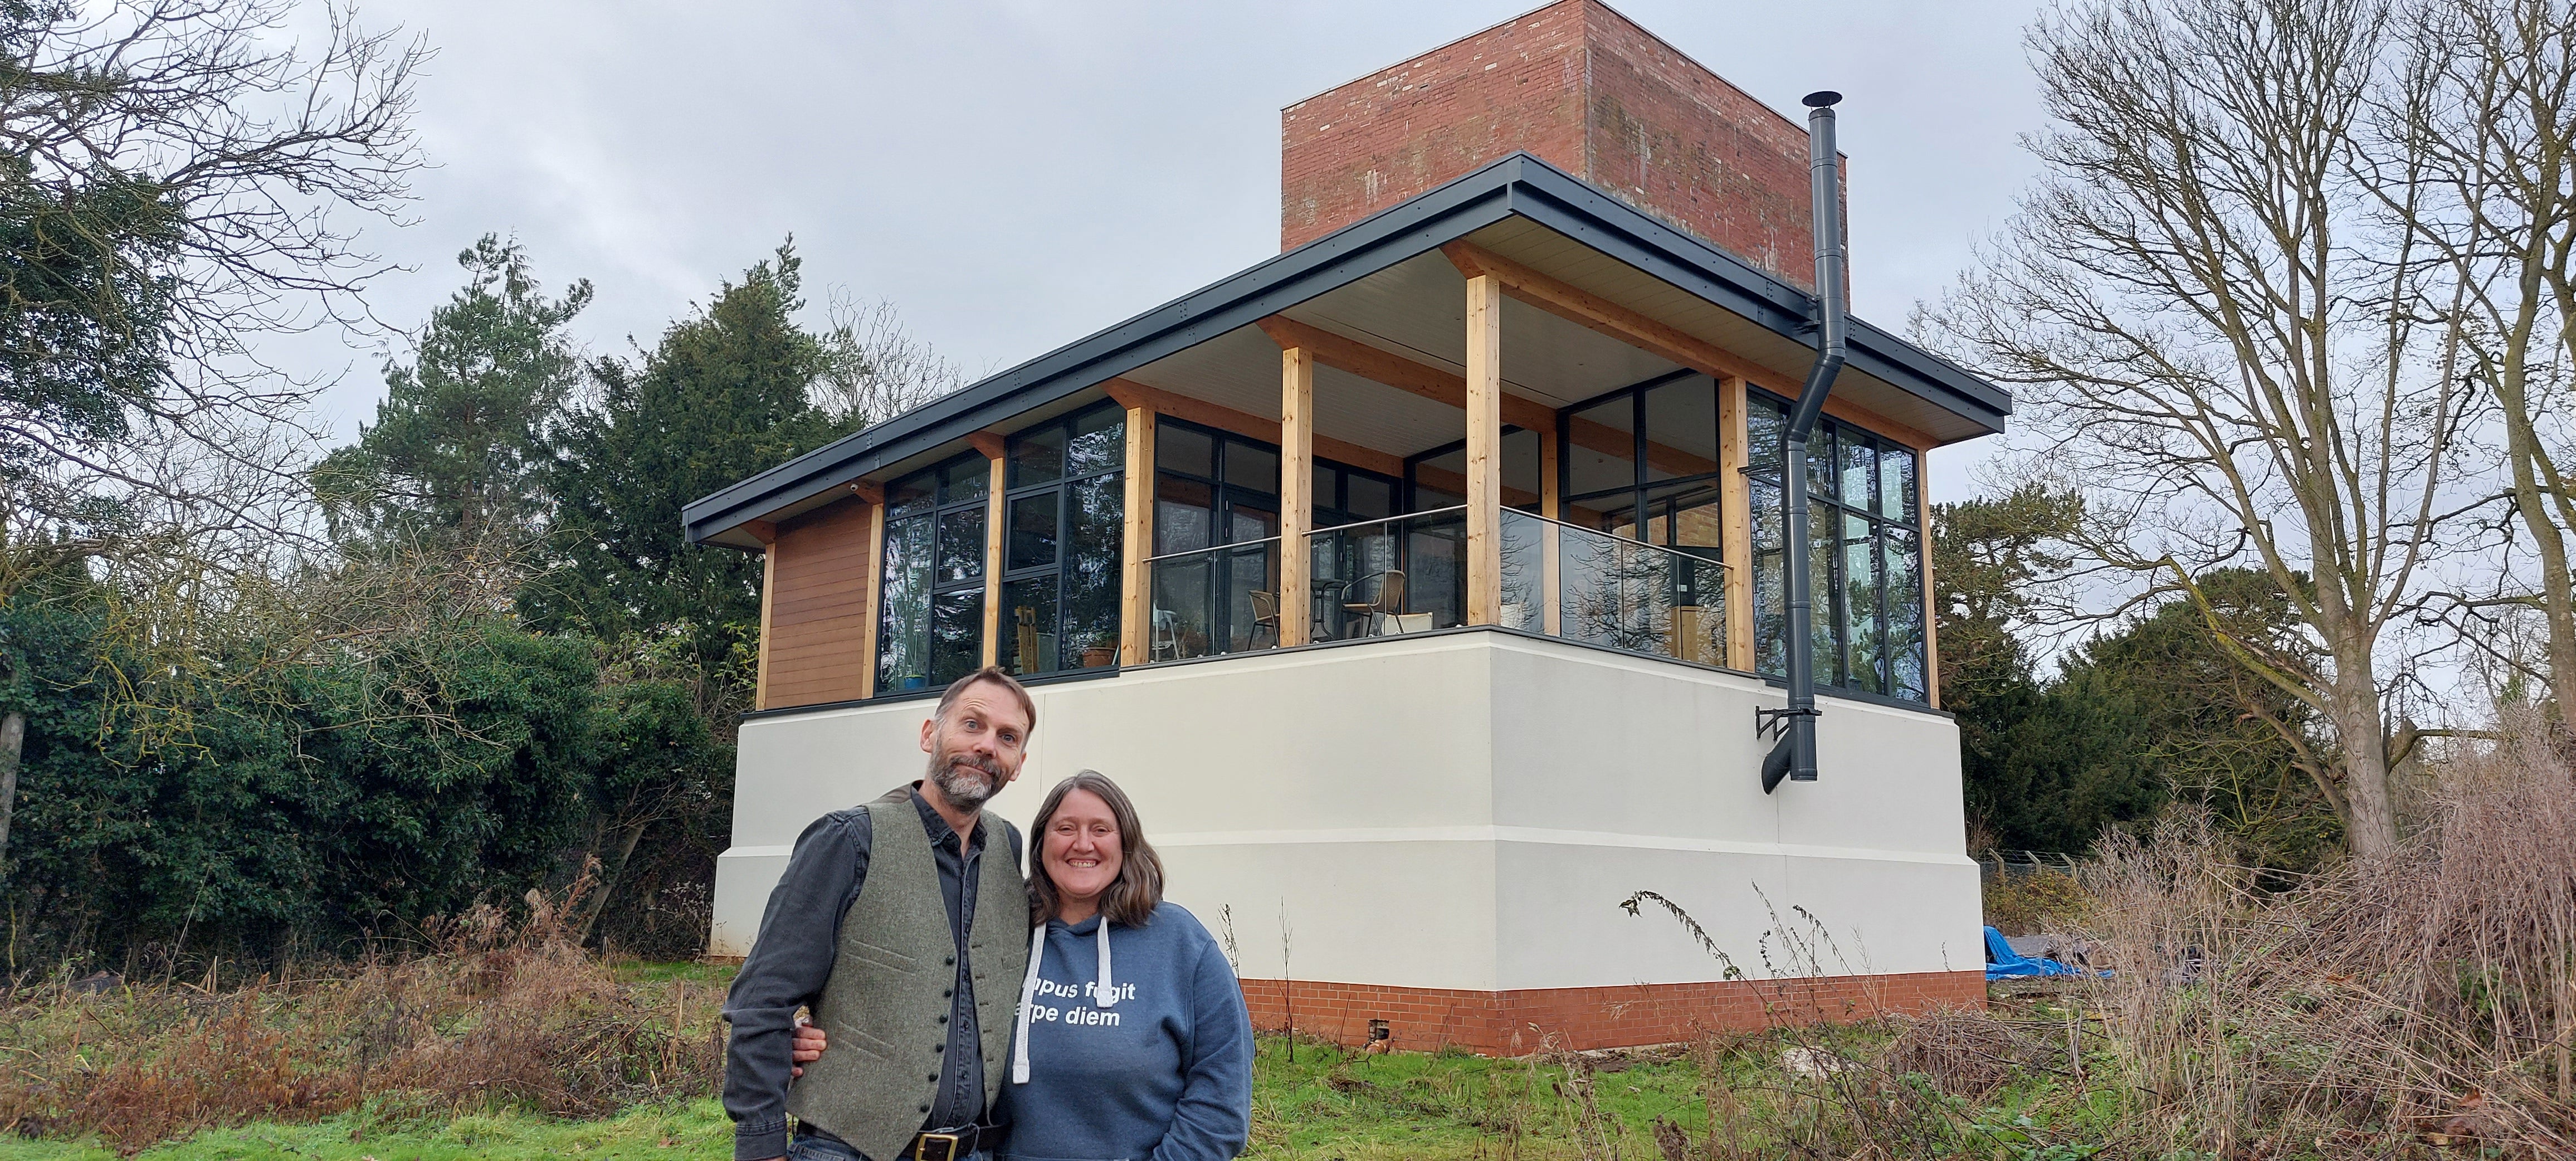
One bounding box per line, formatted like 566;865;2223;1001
1502;508;1733;572
1304;504;1469;538
1140;535;1281;567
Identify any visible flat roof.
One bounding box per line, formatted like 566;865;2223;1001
681;152;2008;548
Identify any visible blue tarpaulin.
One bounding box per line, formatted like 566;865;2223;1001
1983;925;2088;980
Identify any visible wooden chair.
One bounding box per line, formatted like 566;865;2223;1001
1342;569;1407;637
1247;589;1280;650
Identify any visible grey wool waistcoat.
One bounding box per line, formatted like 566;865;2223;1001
785;786;1029;1160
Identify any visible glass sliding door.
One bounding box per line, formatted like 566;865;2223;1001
1146;419;1282;660
1555;370;1729;667
998;402;1126;676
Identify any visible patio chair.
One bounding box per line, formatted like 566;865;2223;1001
1150;608;1180;660
1247;589;1280;650
1341;569;1407;637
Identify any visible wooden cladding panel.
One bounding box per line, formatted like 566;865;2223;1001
763;496;879;709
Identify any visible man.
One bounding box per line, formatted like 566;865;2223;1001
724;666;1037;1161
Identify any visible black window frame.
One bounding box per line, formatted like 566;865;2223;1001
1743;387;1926;703
875;451;993;696
1554;372;1729;628
998;401;1128;677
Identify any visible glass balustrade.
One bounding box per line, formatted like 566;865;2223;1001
1143;538;1282;661
1302;507;1469;642
1500;508;1731;667
1138;506;1730;669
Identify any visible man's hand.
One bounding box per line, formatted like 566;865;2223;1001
790;1016;828;1077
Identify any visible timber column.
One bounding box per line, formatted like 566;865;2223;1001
1278;345;1315;646
1719;376;1754;669
968;432;1008;669
1464;273;1503;625
1110;385;1158;667
852;481;886;700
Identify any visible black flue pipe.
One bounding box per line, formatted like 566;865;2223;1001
1762;90;1848;795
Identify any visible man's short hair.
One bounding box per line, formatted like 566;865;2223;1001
933;666;1036;736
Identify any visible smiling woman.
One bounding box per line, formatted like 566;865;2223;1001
1001;771;1253;1161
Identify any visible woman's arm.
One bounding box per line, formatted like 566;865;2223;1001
1148;939;1256;1161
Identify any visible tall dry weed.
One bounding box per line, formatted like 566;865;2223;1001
0;885;726;1154
2074;714;2576;1156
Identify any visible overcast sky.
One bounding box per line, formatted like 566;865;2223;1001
298;0;2050;499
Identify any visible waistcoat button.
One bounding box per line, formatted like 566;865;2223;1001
936;1013;948;1024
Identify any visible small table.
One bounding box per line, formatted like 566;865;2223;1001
1310;579;1353;640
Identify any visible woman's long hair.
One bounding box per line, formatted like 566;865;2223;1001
1027;770;1164;928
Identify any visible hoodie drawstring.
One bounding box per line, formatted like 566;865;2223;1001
1012;924;1045;1084
1012;918;1118;1085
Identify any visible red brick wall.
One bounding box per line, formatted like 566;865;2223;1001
1280;2;1591;251
1578;2;1829;286
1237;971;1987;1056
1279;0;1839;291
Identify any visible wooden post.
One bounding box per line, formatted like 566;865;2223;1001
755;540;776;711
1279;347;1315;647
856;485;886;700
1920;447;1940;708
1465;274;1504;626
1120;406;1157;666
968;432;1008;669
1719;376;1755;670
1539;424;1562;636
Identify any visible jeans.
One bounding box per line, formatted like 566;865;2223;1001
785;1135;988;1161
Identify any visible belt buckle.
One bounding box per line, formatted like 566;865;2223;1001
916;1131;962;1161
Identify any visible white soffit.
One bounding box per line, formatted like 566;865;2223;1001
1462;217;1972;446
1280;253;1682;409
1121;326;1480;462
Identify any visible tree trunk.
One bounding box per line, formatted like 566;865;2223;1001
2327;666;2400;859
0;710;23;876
2494;247;2576;708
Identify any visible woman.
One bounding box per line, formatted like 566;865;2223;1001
792;770;1253;1160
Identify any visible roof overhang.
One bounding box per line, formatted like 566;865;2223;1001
682;152;2008;549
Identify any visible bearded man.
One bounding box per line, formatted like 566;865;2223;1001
723;666;1037;1161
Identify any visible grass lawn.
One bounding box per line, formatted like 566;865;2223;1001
0;1035;1718;1160
0;1100;736;1161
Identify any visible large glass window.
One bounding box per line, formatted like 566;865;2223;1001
877;453;992;694
1746;389;1926;702
999;403;1126;677
1558;372;1727;664
1149;420;1282;659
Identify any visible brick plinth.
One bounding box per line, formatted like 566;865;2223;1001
1280;0;1843;291
1237;972;1985;1056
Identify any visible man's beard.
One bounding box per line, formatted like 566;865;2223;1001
928;749;1004;810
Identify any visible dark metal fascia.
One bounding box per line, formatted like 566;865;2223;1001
679;172;1526;545
1495;159;2012;433
683;150;2013;544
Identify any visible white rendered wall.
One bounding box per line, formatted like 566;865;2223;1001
711;632;1981;992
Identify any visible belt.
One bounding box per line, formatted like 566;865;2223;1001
905;1124;1001;1160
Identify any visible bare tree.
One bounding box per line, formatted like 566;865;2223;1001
2385;0;2576;707
1923;0;2472;857
811;291;965;426
0;0;425;874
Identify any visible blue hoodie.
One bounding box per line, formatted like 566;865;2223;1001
1000;902;1252;1161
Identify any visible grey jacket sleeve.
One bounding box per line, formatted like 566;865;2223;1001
721;807;872;1161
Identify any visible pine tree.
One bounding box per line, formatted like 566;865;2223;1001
316;235;592;592
528;240;850;714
